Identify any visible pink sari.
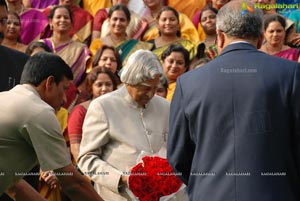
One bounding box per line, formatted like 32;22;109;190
274;48;300;62
20;9;49;45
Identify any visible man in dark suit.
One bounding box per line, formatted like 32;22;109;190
0;0;28;92
167;1;300;201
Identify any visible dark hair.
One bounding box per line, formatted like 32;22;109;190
92;45;122;72
199;5;218;22
86;66;117;97
264;14;286;31
160;75;168;89
161;44;190;70
0;0;7;8
48;5;73;24
157;6;181;37
25;41;52;55
108;4;131;22
20;52;73;86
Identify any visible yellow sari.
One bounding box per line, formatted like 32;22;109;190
82;0;111;16
142;13;201;43
89;38;153;66
152;39;198;62
167;0;206;20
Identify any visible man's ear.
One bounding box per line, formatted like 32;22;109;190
257;34;264;49
216;30;225;53
45;76;56;92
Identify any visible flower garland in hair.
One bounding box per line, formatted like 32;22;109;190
128;156;182;201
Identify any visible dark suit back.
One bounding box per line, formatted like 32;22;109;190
168;43;300;201
0;46;28;92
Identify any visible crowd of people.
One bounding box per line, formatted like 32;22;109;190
0;0;300;200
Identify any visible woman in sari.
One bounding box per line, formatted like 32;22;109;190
90;4;152;65
41;5;91;86
91;45;122;85
1;11;27;52
6;0;49;45
260;14;300;62
199;5;218;60
149;6;197;62
141;0;200;42
92;0;147;41
68;67;118;163
162;44;190;101
43;0;93;44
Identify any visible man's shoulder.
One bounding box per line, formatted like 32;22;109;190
0;45;29;60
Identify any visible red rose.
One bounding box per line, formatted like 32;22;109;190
128;156;182;201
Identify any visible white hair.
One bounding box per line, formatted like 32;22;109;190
120;50;163;85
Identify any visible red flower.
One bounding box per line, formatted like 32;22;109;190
128;156;182;201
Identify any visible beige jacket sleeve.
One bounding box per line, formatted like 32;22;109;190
77;100;122;194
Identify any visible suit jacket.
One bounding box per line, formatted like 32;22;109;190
0;46;28;92
78;86;170;201
167;43;300;201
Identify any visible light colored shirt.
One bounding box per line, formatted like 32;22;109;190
0;84;71;194
78;86;170;200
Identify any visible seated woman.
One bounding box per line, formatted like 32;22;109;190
260;14;300;62
90;4;153;65
43;0;93;44
91;45;122;85
199;5;218;60
149;6;197;62
68;67;117;163
161;44;190;101
92;0;147;40
142;1;200;42
7;0;49;45
1;11;27;52
41;5;91;86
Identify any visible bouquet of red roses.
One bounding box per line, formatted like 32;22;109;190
128;156;182;201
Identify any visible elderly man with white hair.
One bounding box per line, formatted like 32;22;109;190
77;50;170;201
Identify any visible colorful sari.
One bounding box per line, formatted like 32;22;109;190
31;0;58;9
205;44;218;60
166;82;176;102
20;9;49;45
89;38;153;66
43;5;93;43
166;0;206;20
274;48;300;62
100;11;148;40
82;0;111;17
142;11;200;43
152;39;198;62
41;38;91;86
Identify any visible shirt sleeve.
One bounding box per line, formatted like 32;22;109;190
24;108;72;171
77;100;122;194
